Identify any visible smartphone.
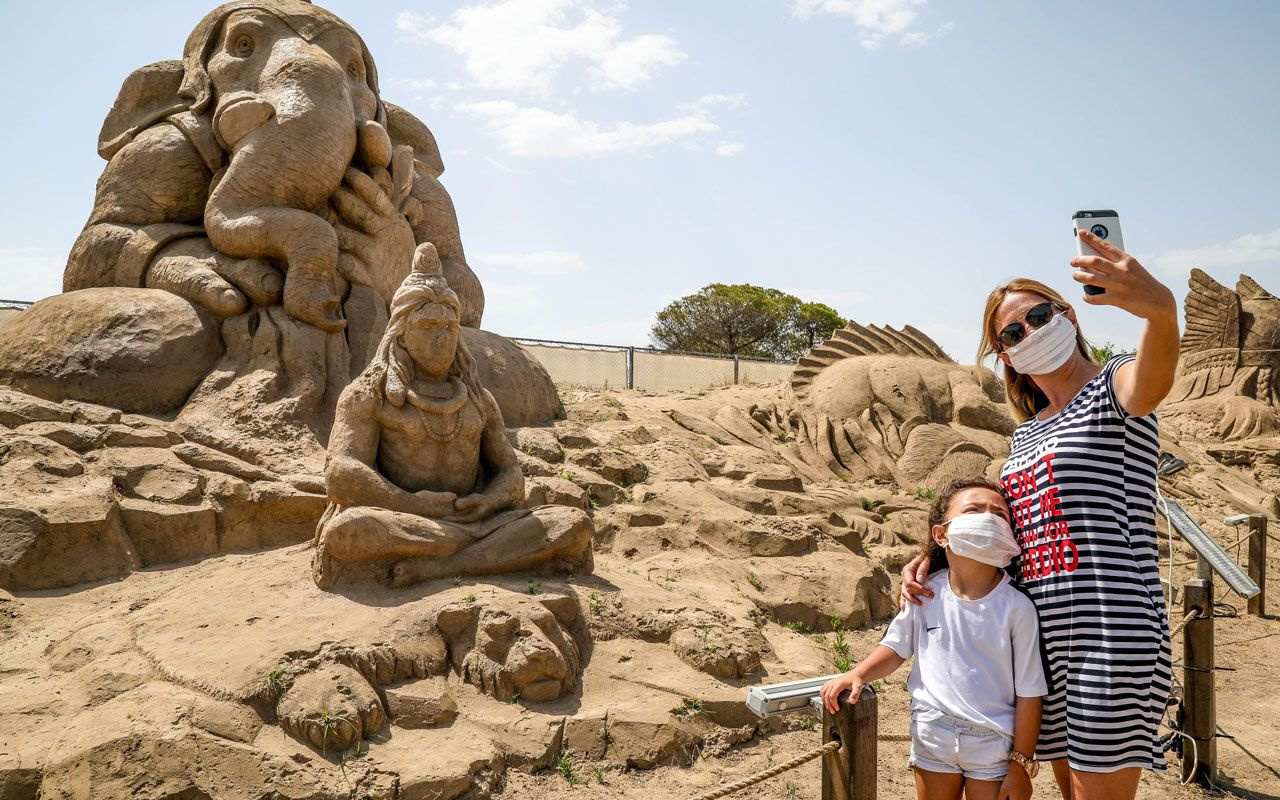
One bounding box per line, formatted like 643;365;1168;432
1072;210;1123;295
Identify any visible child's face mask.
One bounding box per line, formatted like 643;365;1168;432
942;512;1021;568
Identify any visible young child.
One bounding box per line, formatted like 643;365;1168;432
820;477;1046;800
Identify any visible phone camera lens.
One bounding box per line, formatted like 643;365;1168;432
1090;224;1108;239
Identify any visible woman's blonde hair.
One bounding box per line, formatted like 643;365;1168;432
978;279;1095;423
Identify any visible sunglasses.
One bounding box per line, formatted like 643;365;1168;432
997;301;1068;350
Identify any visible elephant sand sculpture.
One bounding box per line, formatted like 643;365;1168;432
68;0;482;328
312;244;594;589
0;0;560;478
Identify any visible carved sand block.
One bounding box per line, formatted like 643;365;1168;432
312;244;594;589
1163;269;1280;440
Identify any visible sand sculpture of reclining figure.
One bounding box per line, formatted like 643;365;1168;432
312;243;594;588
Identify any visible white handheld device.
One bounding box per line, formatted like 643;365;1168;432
1072;210;1123;295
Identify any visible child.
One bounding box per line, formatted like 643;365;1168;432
819;477;1046;800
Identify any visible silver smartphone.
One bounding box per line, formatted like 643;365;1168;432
1072;210;1123;295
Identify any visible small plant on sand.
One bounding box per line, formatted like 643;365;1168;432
784;621;813;634
799;716;818;732
451;576;463;587
587;492;599;509
915;487;936;501
830;620;853;672
861;498;883;512
588;591;604;614
316;707;354;759
747;571;764;591
463;593;477;605
594;766;608;784
773;430;790;443
263;667;287;697
870;679;884;693
526;581;542;595
556;755;578;785
671;697;704;717
784;780;801;800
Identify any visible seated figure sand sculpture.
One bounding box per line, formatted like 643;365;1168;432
313;243;593;588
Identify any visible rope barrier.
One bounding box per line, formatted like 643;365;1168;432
1169;608;1202;639
689;739;841;800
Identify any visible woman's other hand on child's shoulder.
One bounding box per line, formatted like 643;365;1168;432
900;553;933;608
819;671;865;715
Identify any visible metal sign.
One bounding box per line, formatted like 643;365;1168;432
746;674;844;717
1159;498;1260;599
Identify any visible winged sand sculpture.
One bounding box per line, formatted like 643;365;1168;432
1164;269;1280;439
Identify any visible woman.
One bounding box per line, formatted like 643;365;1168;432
900;228;1181;800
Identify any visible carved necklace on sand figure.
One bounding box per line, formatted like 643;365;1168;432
404;377;469;442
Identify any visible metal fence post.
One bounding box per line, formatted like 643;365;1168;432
733;354;740;385
1182;578;1216;786
822;686;876;800
1248;515;1267;617
625;347;635;390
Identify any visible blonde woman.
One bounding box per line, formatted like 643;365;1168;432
900;229;1181;800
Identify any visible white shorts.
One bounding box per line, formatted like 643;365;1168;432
909;710;1012;781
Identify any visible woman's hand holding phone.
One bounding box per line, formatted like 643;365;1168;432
1071;229;1176;322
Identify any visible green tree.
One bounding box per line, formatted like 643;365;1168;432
650;284;845;362
787;301;847;356
1090;341;1118;363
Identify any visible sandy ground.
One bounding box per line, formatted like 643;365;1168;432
1;381;1277;799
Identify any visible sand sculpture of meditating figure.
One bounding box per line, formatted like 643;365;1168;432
312;243;593;588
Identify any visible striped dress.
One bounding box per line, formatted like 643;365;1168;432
999;354;1171;772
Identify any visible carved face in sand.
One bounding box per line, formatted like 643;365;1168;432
402;310;461;379
435;596;581;703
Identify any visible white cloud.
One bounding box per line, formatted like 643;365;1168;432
393;78;439;91
472;250;584;277
788;0;950;50
715;142;746;157
408;0;685;94
457;100;719;157
688;92;749;111
1142;226;1280;277
588;34;686;91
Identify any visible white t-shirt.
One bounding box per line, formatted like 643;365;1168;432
880;569;1048;737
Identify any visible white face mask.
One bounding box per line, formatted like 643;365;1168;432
942;512;1021;568
1004;312;1078;376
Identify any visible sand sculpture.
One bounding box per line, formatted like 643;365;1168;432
733;322;1014;491
313;244;595;588
1164;269;1280;439
0;0;569;590
0;0;560;476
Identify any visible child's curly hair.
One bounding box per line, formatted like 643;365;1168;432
919;476;1007;575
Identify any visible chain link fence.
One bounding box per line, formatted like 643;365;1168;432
511;337;794;391
0;300;793;392
0;299;31;326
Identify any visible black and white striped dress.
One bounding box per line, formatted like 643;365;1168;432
999;354;1171;772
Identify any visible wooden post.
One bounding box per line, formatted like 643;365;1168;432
1247;515;1267;617
823;685;877;800
1182;578;1215;786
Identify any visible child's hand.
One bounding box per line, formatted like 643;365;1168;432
819;672;865;714
998;760;1033;800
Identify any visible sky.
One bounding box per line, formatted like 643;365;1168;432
1;0;1278;363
